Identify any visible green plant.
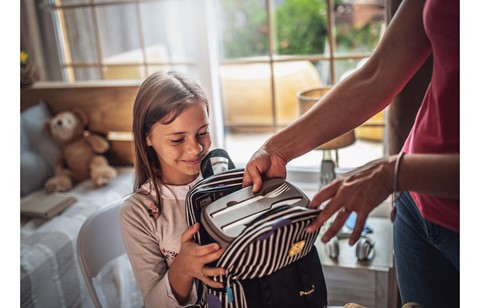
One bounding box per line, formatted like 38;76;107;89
335;20;384;53
217;0;268;59
218;0;328;58
218;0;382;59
275;0;328;55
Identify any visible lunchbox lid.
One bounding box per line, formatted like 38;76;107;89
201;179;310;248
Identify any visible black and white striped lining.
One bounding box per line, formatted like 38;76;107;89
186;168;244;245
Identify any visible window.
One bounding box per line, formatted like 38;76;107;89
35;0;386;174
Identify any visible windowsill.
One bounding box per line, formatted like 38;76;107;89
25;80;143;89
226;132;384;173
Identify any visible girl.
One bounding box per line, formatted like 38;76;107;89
120;71;225;307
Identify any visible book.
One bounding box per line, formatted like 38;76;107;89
21;194;77;219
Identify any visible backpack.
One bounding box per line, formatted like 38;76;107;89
186;150;328;307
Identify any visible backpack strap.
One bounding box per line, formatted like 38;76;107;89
201;148;236;178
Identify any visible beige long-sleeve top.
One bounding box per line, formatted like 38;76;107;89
119;177;201;308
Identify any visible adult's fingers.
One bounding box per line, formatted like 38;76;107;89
306;183;341;233
308;181;339;210
320;208;351;243
348;213;368;245
242;163;264;192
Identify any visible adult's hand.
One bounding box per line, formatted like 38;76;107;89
242;147;288;192
306;156;395;245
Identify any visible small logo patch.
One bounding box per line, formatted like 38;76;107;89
288;240;305;257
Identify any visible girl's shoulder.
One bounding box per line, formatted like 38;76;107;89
119;192;161;236
121;190;157;218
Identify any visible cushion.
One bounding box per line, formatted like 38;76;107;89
20;101;60;196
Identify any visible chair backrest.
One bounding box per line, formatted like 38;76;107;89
77;199;127;307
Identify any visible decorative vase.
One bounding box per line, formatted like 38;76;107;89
21;62;40;88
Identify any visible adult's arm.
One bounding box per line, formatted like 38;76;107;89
243;0;431;190
307;153;459;244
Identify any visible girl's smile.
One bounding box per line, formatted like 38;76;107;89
147;103;211;185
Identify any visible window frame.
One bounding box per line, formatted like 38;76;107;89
37;0;387;172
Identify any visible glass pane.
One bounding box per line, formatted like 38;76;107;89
103;65;146;80
219;63;273;130
273;0;329;56
94;0;131;3
333;0;386;55
147;65;175;76
62;8;99;63
214;0;269;60
97;4;142;72
334;58;368;82
225;131;275;166
273;60;323;126
314;60;332;85
147;65;197;79
73;67;102;81
139;0;196;63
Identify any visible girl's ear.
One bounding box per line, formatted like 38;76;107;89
146;135;152;147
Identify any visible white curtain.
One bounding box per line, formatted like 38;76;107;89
21;0;46;81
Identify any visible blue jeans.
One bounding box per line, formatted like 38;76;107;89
393;192;459;307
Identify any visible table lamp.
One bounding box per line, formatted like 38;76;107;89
297;87;356;188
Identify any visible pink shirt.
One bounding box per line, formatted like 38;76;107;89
402;0;459;232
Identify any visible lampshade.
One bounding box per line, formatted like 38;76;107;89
297;87;356;150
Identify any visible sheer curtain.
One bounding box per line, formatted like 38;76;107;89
20;0;46;81
21;0;64;81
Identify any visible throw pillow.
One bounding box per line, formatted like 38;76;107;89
20;101;60;196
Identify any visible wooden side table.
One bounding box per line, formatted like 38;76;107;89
316;217;399;308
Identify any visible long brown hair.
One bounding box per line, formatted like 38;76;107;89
132;71;209;210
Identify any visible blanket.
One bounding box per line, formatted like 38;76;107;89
20;168;142;308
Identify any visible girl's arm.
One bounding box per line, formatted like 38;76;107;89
168;223;225;303
119;198;197;307
120;199;225;306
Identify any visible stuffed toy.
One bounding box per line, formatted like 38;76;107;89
44;107;117;193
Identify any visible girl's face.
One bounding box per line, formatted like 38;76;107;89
146;103;211;185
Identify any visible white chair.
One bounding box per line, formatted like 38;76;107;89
77;198;131;307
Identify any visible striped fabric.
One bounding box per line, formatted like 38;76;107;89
186;169;245;246
185;169;322;307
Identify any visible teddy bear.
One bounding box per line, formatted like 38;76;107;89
44;107;117;193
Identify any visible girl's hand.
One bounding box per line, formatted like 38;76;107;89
172;223;226;289
306;156;395;245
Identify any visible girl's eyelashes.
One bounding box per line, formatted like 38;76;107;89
169;130;209;144
197;130;210;137
170;138;184;144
